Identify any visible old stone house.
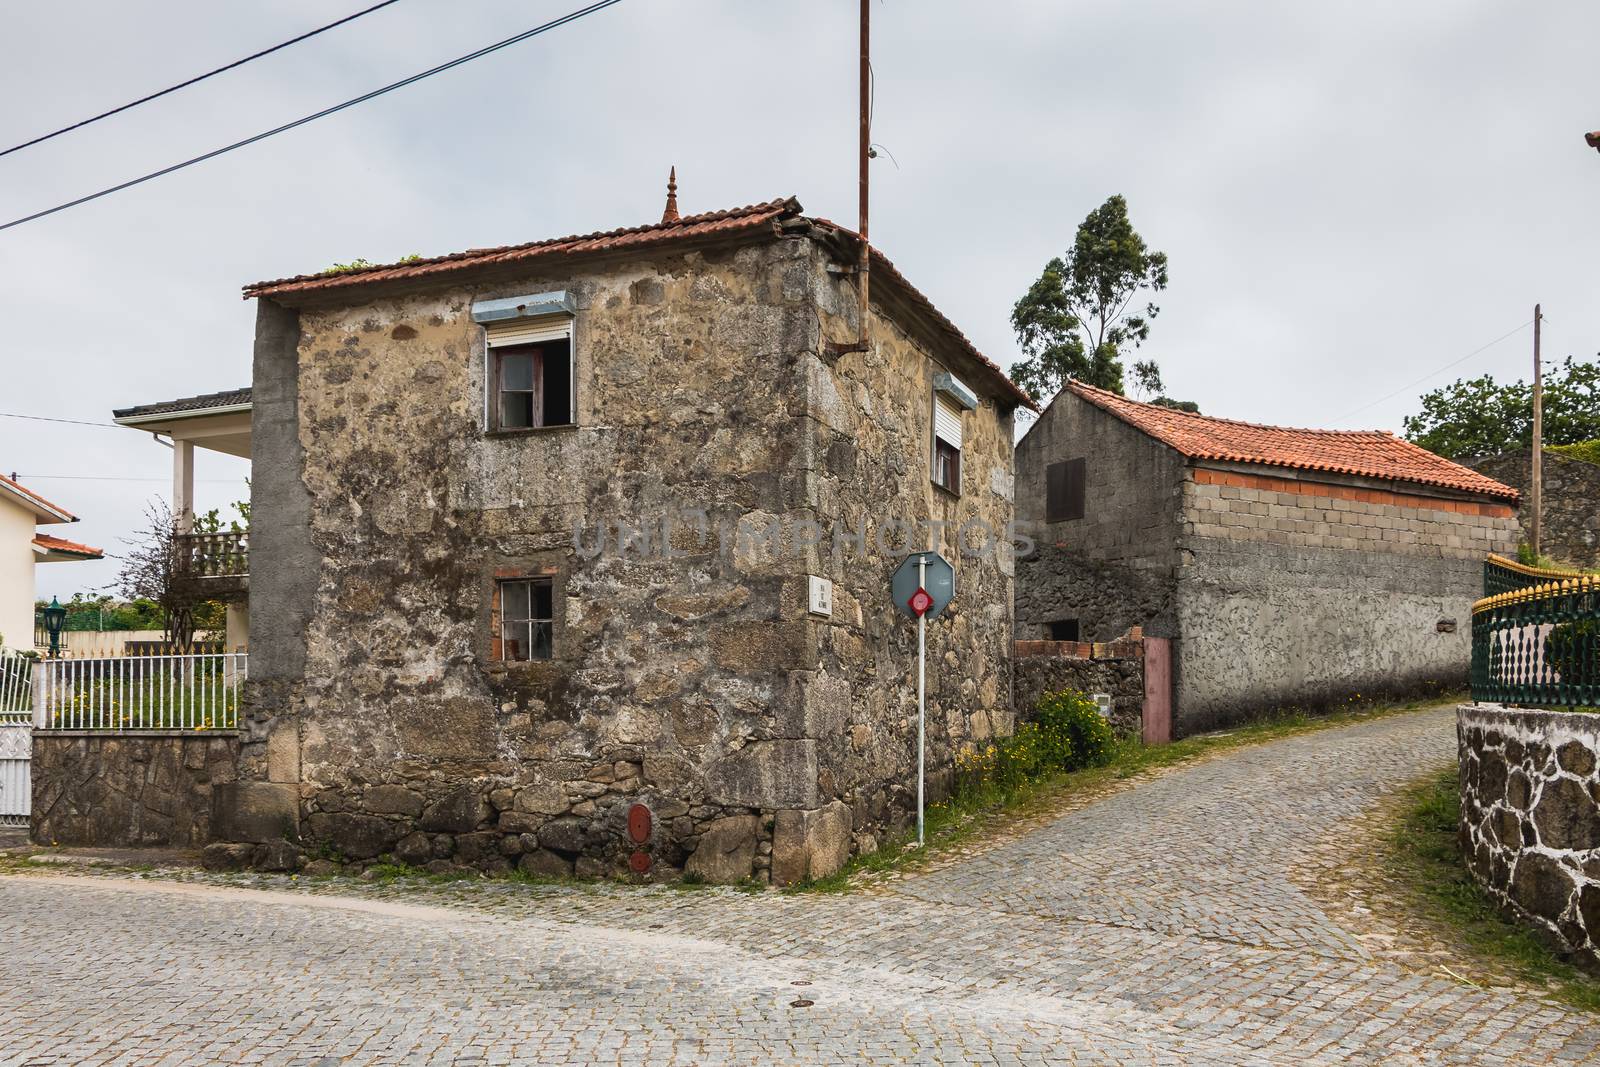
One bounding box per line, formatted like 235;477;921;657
1015;380;1520;734
213;191;1031;884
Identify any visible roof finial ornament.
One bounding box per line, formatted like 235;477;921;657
661;166;680;224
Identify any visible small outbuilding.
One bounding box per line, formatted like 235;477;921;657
1015;380;1520;734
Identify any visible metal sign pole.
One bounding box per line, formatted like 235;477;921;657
917;553;926;847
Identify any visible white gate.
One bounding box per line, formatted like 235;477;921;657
0;648;32;825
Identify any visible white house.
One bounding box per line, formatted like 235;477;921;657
0;473;102;651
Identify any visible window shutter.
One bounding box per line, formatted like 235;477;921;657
933;393;963;450
485;315;571;348
1047;458;1086;522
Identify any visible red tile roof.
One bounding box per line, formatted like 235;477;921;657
0;473;77;523
1063;380;1520;502
242;196;1036;410
243;198;802;299
32;533;102;559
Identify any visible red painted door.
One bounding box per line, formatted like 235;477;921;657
1143;637;1172;745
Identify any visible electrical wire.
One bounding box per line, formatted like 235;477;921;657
1330;319;1535;424
12;475;243;483
0;411;120;428
0;0;405;159
0;0;626;233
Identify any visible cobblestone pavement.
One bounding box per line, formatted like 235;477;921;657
3;705;1597;1065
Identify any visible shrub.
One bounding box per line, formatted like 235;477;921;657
1034;689;1116;770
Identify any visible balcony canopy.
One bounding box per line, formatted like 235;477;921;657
113;387;252;458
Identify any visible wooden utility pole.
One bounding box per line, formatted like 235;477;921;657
857;0;870;347
1531;303;1543;557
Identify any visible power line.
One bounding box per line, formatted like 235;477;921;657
0;0;627;233
0;411;120;428
12;475;243;483
0;0;405;159
1331;319;1534;424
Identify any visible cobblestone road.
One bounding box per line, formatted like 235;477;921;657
3;706;1596;1065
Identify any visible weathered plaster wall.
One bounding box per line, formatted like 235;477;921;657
1469;449;1600;570
1014;395;1184;641
0;495;38;651
1174;469;1519;732
238;231;1016;884
31;732;239;847
1459;704;1600;968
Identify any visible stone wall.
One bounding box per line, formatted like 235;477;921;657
237;226;1017;884
1015;397;1185;641
31;732;239;847
806;271;1017;860
1012;635;1145;736
1468;449;1600;570
1458;704;1600;968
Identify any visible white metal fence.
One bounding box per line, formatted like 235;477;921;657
1;647;32;721
0;648;34;824
33;651;246;732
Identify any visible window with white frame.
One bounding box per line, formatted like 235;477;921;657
496;577;554;661
931;372;976;495
474;291;576;432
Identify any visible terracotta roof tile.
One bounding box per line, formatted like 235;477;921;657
33;533;102;559
0;473;77;522
243;198;802;299
241;195;1035;411
1063;380;1520;502
114;387;252;421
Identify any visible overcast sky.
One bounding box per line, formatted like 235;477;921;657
4;0;1597;601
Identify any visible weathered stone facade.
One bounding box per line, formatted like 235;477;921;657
235;205;1023;882
1012;636;1145;736
1458;704;1600;968
1468;448;1600;570
1017;388;1520;735
31;732;239;847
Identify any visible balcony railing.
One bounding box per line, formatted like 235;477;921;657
1472;574;1600;708
177;530;248;579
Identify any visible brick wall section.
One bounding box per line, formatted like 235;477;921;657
1184;467;1518;559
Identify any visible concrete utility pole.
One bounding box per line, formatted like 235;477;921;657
1531;304;1543;557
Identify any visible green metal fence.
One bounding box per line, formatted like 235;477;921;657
1482;553;1589;598
1472;574;1600;708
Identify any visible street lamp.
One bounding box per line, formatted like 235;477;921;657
1587;131;1600;154
41;596;67;659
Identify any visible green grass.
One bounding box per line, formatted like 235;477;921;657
1387;767;1600;1012
794;691;1462;893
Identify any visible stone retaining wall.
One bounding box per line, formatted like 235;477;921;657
1013;633;1145;736
1458;704;1600;967
31;731;240;848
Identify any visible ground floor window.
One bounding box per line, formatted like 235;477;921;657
496;577;554;661
1048;618;1080;641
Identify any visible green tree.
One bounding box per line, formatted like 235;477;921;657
1010;195;1169;402
1403;356;1600;460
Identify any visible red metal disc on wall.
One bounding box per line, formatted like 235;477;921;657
627;803;652;844
629;850;652;874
